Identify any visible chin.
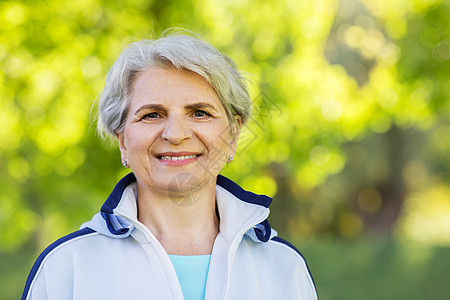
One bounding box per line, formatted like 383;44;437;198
161;172;202;207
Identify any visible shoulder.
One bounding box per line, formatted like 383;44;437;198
29;227;98;274
251;235;316;281
236;236;318;299
22;228;98;300
268;237;317;292
268;236;307;261
242;234;312;270
251;236;308;267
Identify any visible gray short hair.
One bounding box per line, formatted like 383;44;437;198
97;30;252;138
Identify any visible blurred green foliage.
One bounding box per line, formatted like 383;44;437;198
0;0;449;298
301;238;450;299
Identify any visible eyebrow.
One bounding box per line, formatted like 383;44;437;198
134;104;165;115
184;102;219;113
134;102;219;115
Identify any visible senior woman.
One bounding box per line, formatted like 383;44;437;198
22;32;317;300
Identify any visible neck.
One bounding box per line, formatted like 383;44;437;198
136;178;219;255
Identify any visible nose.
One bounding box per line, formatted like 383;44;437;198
161;116;191;144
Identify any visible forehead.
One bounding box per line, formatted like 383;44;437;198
129;67;222;108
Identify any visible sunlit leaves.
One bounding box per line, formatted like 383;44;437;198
397;184;450;246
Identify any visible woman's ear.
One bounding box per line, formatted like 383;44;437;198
229;115;242;155
116;132;127;164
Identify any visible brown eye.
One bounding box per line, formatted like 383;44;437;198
143;112;160;119
193;110;210;118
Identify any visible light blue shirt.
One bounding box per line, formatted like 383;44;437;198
169;254;211;300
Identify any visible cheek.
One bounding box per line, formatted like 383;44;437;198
207;124;233;152
124;127;157;152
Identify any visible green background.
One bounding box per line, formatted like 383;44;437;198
1;0;449;298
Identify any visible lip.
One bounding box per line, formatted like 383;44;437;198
155;152;202;166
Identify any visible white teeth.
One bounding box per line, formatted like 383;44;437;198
160;155;197;161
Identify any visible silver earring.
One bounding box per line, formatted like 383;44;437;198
122;161;128;167
228;155;234;162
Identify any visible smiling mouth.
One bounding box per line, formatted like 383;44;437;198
158;154;200;161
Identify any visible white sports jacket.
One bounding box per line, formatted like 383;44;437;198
22;173;317;300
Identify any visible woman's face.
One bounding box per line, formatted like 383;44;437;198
117;67;240;197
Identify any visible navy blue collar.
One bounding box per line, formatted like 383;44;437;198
100;173;137;214
216;175;272;208
101;173;272;214
100;172;273;242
